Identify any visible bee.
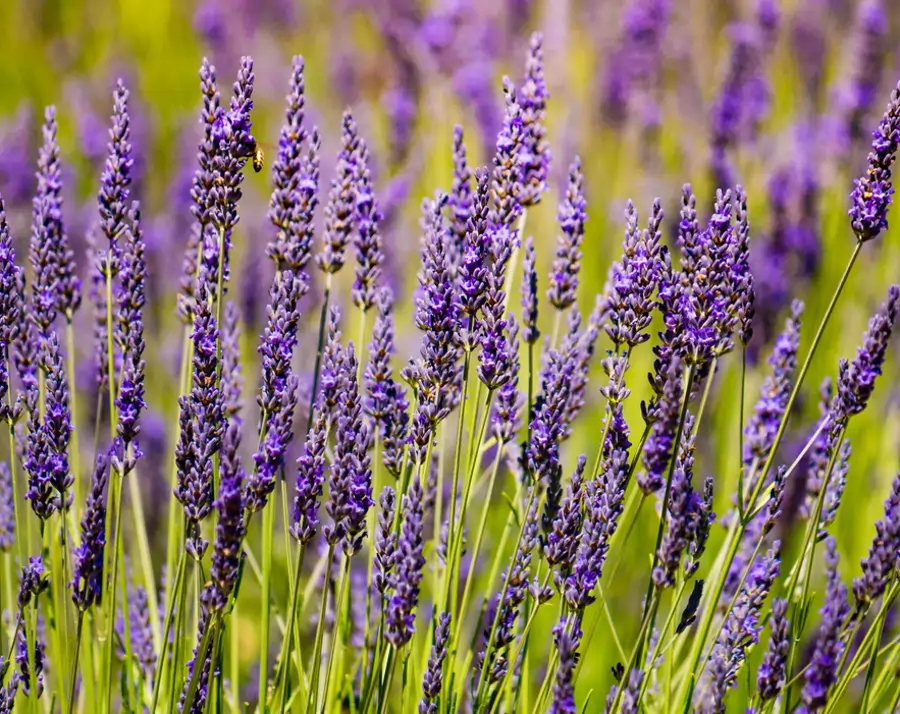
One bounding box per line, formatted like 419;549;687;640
252;143;265;173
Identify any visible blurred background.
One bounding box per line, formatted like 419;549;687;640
2;0;900;706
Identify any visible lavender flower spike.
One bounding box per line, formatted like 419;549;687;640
208;421;245;612
743;300;802;471
385;475;426;646
267;56;315;273
800;538;849;713
518;32;550;207
757;597;789;702
324;343;373;556
850;81;900;241
830;284;899;439
854;468;900;607
352;135;384;311
318;110;361;274
71;451;110;611
419;611;451;714
490;78;524;229
98;80;133;257
549;617;582;714
520;236;539;344
548;157;587;311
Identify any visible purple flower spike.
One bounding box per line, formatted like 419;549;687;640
364;288;398;430
757;597;789;702
325;344;373;556
854;468;900;607
374;487;398;601
115;203;146;452
18;555;49;610
267;56;317;274
208;421;245;612
548;157;587;311
419;611;451;714
518;32;550;208
520;236;539;344
291;400;327;545
743;300;802;473
829;284;899;439
849;81;900;242
34;106;80;321
448;126;473;266
800;538;849;713
352;136;384;311
605;198;663;348
836;0;888;152
318;110;361;274
705;544;780;711
549;617;582;714
71;450;110;611
565;449;628;610
385;475;426;646
98;80;133;259
640;354;682;494
490;78;524;230
545;455;586;589
0;463;14;551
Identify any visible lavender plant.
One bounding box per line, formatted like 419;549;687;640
4;16;900;714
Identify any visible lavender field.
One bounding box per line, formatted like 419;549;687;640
1;0;900;712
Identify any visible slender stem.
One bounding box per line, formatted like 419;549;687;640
65;320;81;517
473;488;541;708
183;615;218;713
307;543;335;714
259;497;276;712
273;543;307;714
306;278;332;430
67;612;85;714
320;554;351;713
150;546;188;714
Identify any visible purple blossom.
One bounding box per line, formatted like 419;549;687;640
849;81;900;241
757;597;789;702
352;135;384;311
448;125;473;267
545;455;585;589
364;288;398;429
853;467;900;607
640;354;682;494
743;300;802;473
325;344;373;556
601;0;671;131
492;315;521;444
34;106;80;320
268;57;320;275
565;449;628;609
385;476;426;646
480;497;539;682
373;486;398;601
18;556;49;610
291;400;327;545
829;285;899;437
799;539;849;713
208;421;245;611
547;157;587;311
520;236;539;344
705;544;780;711
518;32;550;207
605;198;663;347
98;80;133;265
0;463;13;551
221;301;243;417
653;413;700;589
419;611;451;714
490;79;524;230
115;203;146;451
318;111;361;274
549;617;582;714
71;451;110;611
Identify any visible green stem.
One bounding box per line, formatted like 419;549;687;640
306;278;332;430
307;543;335;714
66;612;85;714
259;498;276;712
320;554;351;714
65;320;81;520
150;547;187;714
273;543;307;714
